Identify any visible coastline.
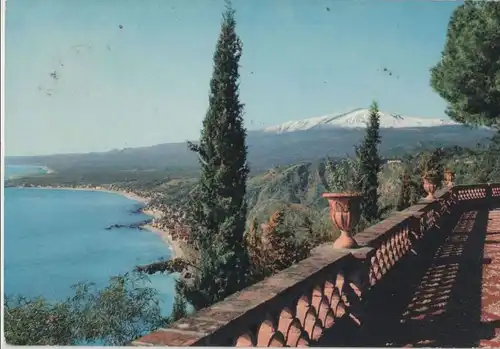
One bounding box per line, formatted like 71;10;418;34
142;224;185;260
13;185;183;259
23;186;150;204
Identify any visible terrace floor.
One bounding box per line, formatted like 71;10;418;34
320;206;500;348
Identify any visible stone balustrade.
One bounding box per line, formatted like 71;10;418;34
132;183;500;347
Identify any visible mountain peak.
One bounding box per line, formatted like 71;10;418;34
261;108;459;134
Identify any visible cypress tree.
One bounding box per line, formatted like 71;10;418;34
169;292;188;322
182;1;250;309
396;170;411;211
358;101;381;223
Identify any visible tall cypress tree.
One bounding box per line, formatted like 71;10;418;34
182;1;250;309
358;101;381;223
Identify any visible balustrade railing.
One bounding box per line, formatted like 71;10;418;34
132;183;499;347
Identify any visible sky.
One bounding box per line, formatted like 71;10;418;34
5;0;462;156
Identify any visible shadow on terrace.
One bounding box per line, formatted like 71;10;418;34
132;183;500;348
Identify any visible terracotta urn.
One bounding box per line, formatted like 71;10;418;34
422;176;437;200
443;169;455;188
322;193;362;249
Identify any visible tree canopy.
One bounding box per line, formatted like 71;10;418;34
430;1;500;128
4;273;165;346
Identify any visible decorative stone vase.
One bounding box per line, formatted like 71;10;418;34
322;193;362;249
422;176;437;200
443;169;455;188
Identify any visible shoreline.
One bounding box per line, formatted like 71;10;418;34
142;224;185;260
21;186;150;204
13;185;183;259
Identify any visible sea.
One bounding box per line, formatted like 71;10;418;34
4;165;177;317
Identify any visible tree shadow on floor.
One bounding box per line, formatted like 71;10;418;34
349;208;490;348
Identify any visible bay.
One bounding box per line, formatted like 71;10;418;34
4;166;177;317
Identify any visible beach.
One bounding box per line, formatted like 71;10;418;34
142;224;185;259
16;185;183;258
28;186;150;204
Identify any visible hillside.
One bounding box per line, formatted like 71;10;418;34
246;162;328;216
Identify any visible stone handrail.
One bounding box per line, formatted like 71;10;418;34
132;183;499;347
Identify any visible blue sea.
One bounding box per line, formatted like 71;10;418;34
4;165;177;317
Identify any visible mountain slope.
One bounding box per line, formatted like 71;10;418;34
6;109;494;173
262;108;460;133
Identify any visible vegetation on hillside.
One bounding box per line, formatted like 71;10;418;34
246;208;311;278
4;274;166;345
5;1;500;346
396;169;412;211
325;157;362;194
4;167;198;190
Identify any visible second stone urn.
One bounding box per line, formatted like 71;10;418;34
322;193;362;249
444;169;455;188
422;176;438;200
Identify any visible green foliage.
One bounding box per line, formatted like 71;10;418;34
324;156;362;193
174;245;234;310
449;137;500;184
324;101;383;225
169;290;188;322
396;171;412;211
430;1;500;128
358;101;382;223
247;162;329;218
4;273;164;346
485;135;500;182
182;2;251;310
246;207;311;279
376;163;404;214
418;148;444;184
5;167;198;195
399;148;446;204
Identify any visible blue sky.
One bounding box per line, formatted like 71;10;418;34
5;0;461;156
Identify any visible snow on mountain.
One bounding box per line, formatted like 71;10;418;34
262;108;460;134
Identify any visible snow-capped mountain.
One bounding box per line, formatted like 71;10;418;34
262;108;460;134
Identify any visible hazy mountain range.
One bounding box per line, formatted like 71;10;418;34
6;109;494;173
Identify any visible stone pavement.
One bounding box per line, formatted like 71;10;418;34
342;208;500;348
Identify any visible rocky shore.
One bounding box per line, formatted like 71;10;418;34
105;219;153;231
